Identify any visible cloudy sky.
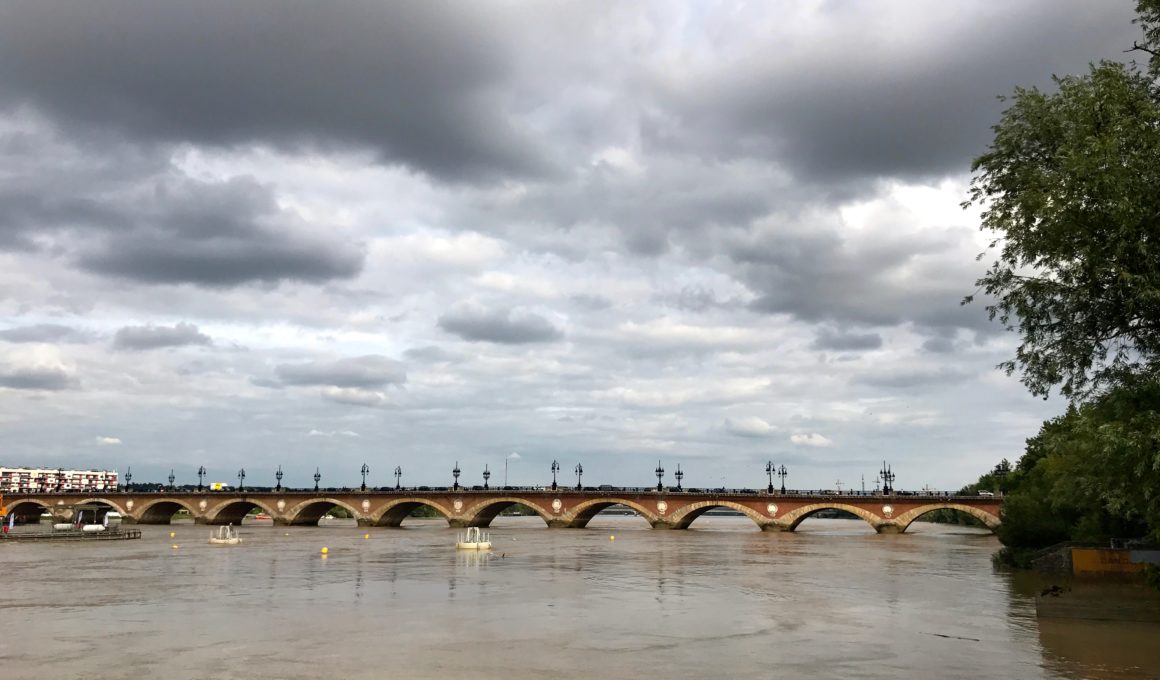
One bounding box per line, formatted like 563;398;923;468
0;1;1142;491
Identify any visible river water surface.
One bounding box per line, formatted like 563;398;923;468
2;516;1157;679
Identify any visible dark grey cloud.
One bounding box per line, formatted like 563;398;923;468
921;337;957;354
0;324;91;344
0;1;551;182
403;346;462;364
734;226;994;333
570;294;614;311
113;322;211;351
812;329;883;352
855;367;970;390
0;127;366;285
648;2;1138;185
438;304;563;344
0;364;73;390
275;356;406;389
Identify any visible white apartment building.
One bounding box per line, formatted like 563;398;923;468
0;467;119;493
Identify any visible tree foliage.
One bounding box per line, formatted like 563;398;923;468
967;60;1160;399
970;5;1160;573
995;378;1159;558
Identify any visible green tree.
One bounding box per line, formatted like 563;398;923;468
966;61;1160;399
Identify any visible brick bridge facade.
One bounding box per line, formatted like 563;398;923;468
3;490;1002;534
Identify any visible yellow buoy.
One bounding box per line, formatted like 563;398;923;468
171;544;179;549
169;531;176;538
320;547;329;555
610;535;615;541
363;533;369;540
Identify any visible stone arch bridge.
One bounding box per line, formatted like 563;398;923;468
3;490;1002;534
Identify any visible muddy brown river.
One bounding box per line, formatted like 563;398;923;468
2;516;1157;679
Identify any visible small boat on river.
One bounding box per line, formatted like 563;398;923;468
208;524;242;546
455;526;492;551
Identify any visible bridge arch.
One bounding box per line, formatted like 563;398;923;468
564;498;658;528
5;498;51;522
370;498;453;527
136;498;198;524
461;497;554;527
777;503;884;532
283;498;362;526
204;498;278;526
892;503;1001;534
668;501;771;530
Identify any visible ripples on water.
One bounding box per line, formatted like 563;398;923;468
2;517;1157;679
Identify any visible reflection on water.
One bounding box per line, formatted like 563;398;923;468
1;516;1156;680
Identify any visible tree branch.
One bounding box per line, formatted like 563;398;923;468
1125;40;1160;57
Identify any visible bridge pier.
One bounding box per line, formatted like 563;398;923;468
875;524;904;534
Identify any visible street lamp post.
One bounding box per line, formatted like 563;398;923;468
574;463;583;491
994;459;1011;495
655;460;665;492
313;467;321;492
551;460;559;491
124;466;132;492
483;464;491;490
197;465;206;492
168;469;175;491
765;461;774;494
675;464;684;492
361;463;369;492
394;465;402;490
275;465;283;492
452;461;461;491
237;468;246;493
879;461;895;494
778;464;787;494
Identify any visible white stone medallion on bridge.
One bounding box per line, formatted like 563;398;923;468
453;498;463;512
126;499;134;511
766;503;778;516
882;505;893;518
275;499;285;512
656;500;668;515
551;498;562;514
361;499;370;513
200;499;209;511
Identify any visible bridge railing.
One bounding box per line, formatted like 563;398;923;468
9;486;999;502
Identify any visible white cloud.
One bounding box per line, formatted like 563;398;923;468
95;436;122;446
791;433;833;448
307;429;361;438
724;417;776;438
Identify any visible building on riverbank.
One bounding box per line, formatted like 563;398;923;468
0;467;118;493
